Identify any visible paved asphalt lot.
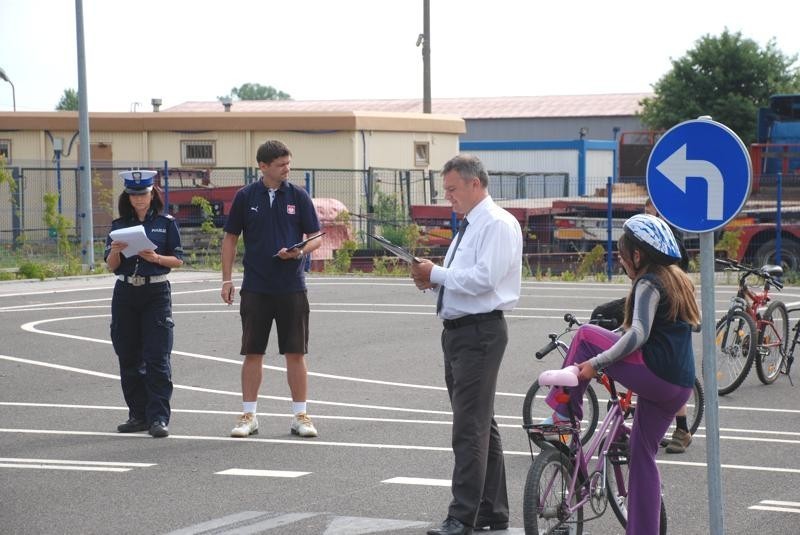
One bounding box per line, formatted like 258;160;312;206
2;271;800;534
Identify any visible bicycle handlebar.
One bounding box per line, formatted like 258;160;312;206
536;312;619;360
535;340;558;360
715;257;784;290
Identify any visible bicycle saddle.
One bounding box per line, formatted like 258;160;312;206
538;365;580;387
762;264;783;278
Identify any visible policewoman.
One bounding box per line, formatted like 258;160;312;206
105;170;184;438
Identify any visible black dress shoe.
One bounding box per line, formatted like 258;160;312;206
427;516;473;535
475;517;509;530
117;418;148;433
148;421;169;438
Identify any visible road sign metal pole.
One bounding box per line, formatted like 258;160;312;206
606;175;613;281
701;231;724;534
647;116;750;535
777;172;782;267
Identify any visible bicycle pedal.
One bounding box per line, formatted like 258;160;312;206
607;440;630;465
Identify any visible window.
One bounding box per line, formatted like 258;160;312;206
414;141;430;167
181;140;215;165
0;139;10;161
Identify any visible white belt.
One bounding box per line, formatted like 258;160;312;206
117;274;169;286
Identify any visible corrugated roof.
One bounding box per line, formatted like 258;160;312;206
165;93;652;119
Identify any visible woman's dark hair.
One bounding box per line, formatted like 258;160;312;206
118;188;164;219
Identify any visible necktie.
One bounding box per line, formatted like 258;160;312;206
436;218;469;315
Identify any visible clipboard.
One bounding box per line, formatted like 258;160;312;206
368;233;421;264
272;232;326;257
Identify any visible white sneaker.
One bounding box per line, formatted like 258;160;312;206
231;412;258;437
290;412;318;437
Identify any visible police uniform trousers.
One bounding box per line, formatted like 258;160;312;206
110;280;174;425
440;316;509;526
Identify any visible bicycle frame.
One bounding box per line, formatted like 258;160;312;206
534;374;631;525
735;269;774;326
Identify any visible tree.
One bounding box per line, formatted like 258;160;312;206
218;83;291;102
639;29;800;144
56;88;79;111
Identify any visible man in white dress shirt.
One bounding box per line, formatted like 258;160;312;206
412;154;522;535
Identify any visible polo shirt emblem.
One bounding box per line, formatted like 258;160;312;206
287;204;296;215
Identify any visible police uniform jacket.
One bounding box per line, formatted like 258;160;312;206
104;210;184;276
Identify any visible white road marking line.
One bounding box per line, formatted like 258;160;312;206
324;516;430;533
0;354;119;379
0;428;456;452
382;476;451;486
163;512;319;535
9;401;800;440
0;401;457;425
0;457;154;467
2;427;800;476
14;313;800;412
656;458;800;473
163;511;273;535
749;505;799;513
0;462;132;472
761;500;800;507
215;468;310;477
1;353;456;413
749;505;800;514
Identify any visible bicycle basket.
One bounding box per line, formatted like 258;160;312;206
524;422;577;445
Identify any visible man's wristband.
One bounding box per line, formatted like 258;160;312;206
222;280;233;285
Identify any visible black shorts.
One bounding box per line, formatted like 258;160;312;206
239;290;309;356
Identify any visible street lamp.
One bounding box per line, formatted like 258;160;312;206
0;67;16;111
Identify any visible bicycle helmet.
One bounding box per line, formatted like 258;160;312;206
622;214;682;266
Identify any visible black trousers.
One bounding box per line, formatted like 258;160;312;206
440;317;509;526
110;280;174;425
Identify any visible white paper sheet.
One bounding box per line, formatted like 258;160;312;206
109;225;158;257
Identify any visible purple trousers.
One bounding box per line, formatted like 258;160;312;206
545;324;691;535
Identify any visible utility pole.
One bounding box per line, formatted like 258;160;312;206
422;0;431;113
75;0;94;269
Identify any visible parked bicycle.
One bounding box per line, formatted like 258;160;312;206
523;365;667;535
712;258;787;395
522;313;705;449
778;305;799;386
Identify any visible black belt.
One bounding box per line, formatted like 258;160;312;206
442;310;504;330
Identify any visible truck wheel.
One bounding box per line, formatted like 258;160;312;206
755;239;800;271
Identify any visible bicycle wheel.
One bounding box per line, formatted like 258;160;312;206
523;446;583;535
605;434;667;535
707;310;757;395
755;300;788;385
522;380;599;448
688;376;705;435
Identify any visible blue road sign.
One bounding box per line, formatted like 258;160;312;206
646;118;751;233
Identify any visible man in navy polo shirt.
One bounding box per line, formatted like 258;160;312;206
221;139;323;438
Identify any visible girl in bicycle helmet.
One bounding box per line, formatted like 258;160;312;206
545;213;700;535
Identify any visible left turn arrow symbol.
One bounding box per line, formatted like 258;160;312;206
656;144;724;220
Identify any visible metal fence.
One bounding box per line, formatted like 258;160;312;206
2;159;799;272
0;162;439;250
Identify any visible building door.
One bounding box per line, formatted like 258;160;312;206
80;143;115;232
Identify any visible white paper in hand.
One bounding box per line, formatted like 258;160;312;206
109;225;158;257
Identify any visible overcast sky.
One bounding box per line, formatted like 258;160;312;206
1;0;799;112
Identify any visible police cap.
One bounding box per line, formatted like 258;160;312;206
121;170;157;195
